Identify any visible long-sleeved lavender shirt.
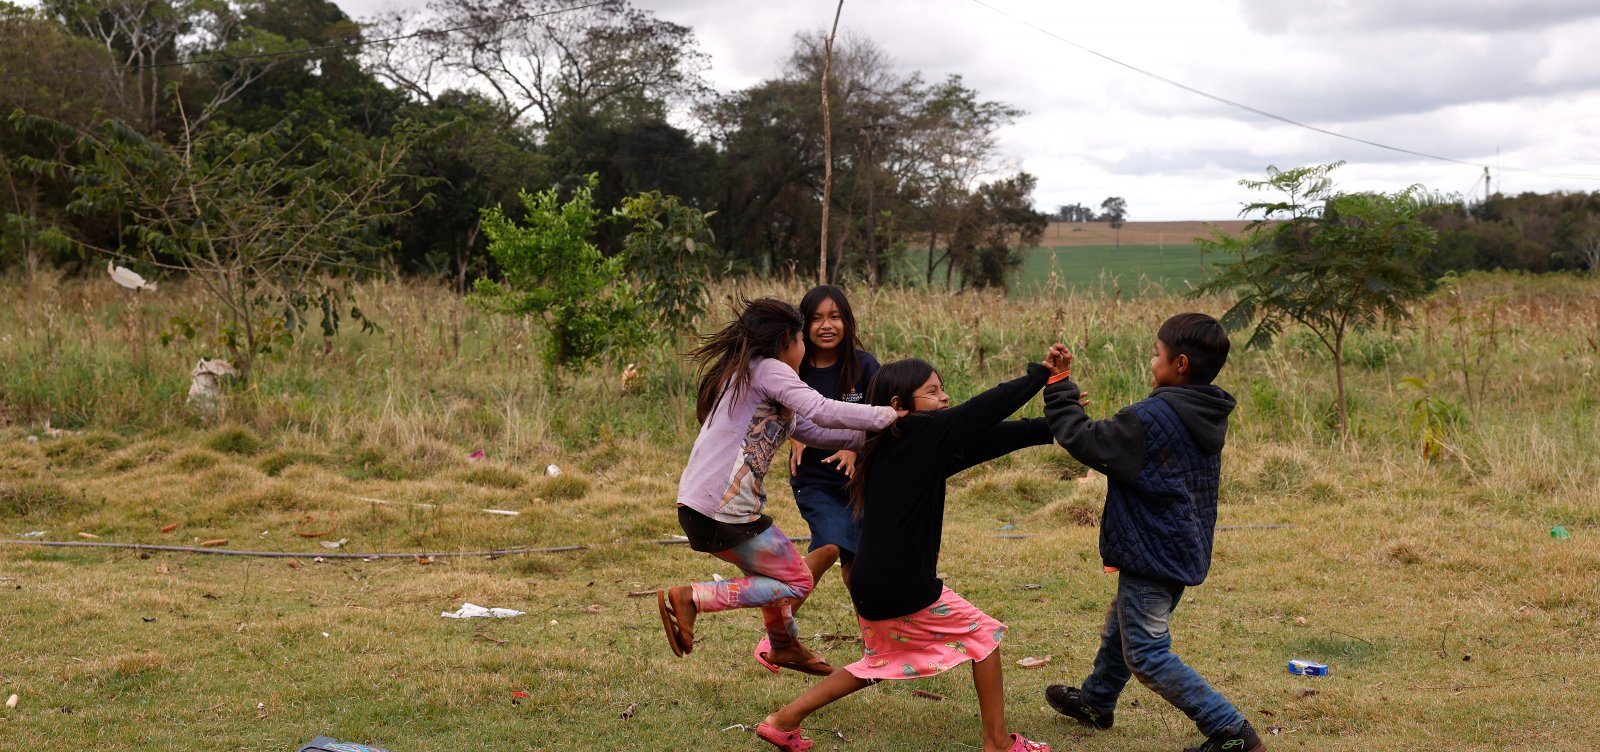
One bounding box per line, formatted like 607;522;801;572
677;357;898;524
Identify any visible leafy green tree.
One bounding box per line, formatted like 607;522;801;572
948;171;1047;291
1;3;129;279
1196;162;1437;441
614;190;716;335
366;0;708;131
1100;196;1127;247
20;113;429;375
471;174;648;371
390;90;545;291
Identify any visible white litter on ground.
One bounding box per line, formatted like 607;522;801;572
441;603;526;619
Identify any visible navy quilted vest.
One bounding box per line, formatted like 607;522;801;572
1098;396;1222;586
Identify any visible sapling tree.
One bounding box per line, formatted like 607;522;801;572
471;174;649;372
1196;162;1437;442
614;190;715;335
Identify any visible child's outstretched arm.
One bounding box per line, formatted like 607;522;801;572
922;362;1051;450
1043;374;1144;482
756;358;898;431
790;415;863;452
944;417;1052;477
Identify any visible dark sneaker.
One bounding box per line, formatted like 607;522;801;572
1182;721;1266;752
1044;685;1114;729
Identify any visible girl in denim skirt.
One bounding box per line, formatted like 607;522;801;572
755;286;881;672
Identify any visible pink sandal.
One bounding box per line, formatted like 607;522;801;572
756;722;814;751
1007;733;1051;752
754;635;780;673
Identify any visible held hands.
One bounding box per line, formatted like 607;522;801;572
1044;344;1091;407
820;449;859;478
1044;343;1073;376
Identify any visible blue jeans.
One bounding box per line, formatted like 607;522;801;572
1080;572;1246;737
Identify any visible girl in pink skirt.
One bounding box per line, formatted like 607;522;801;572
756;352;1071;752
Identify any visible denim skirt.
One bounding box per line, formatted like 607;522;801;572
792;484;861;555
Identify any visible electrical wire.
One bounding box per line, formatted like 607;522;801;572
966;0;1600;182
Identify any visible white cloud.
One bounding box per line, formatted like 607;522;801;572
332;0;1600;218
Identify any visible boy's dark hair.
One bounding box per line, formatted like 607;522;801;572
799;285;863;395
846;358;938;516
1157;312;1230;385
687;297;805;424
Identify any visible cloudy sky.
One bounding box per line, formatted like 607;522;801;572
339;0;1600;219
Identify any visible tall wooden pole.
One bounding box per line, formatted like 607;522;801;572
819;0;844;285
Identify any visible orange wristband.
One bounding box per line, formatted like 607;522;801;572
1047;370;1073;385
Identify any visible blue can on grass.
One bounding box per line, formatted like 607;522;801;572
1287;659;1329;676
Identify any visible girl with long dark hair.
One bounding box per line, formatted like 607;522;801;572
755;351;1071;752
657;297;903;677
755;285;880;671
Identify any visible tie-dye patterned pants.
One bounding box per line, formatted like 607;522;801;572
689;523;814;649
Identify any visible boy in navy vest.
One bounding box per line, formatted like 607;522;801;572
1040;313;1263;752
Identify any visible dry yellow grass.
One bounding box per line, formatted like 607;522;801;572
1;273;1597;750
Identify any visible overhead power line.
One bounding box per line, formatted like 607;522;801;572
967;0;1600;182
121;1;607;71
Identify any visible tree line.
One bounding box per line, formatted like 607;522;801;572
1;0;1054;297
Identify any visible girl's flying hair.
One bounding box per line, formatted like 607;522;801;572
847;358;939;515
799;285;863;395
688;297;806;425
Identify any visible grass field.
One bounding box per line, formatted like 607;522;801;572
1014;244;1211;297
2;272;1598;751
893;243;1211;297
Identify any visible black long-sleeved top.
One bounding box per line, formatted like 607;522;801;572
849;363;1053;621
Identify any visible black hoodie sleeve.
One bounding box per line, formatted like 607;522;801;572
1043;377;1145;483
944;417;1052;477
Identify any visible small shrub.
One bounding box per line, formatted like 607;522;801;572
204;426;263;456
1348;336;1403;369
258;450;332;477
169;449;224;473
1386;541;1425;565
1255;453;1312;495
0;480;90;518
344;445;409;481
102;441;174;473
43;431;126;469
534;474;590;501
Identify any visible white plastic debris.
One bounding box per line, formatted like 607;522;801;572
441;603;526;619
481;509;520;516
5;693;17;708
545;464;563;477
108;260;157;291
19;531;47;538
319;538;349;549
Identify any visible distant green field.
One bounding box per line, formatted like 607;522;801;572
1014;244;1213;298
892;244;1217;298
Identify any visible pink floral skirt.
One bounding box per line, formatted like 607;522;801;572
843;587;1007;681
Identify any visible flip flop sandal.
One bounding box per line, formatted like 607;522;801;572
755;634;833;676
768;652;835;677
755;722;814;751
1006;733;1051;752
754;635;780;674
656;590;690;656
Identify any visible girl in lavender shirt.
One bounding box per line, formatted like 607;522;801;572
657;298;902;676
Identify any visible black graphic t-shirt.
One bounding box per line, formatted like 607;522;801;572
790;350;880;491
